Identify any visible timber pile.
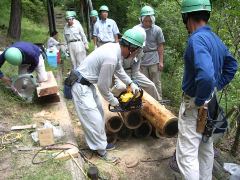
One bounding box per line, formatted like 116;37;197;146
98;89;178;144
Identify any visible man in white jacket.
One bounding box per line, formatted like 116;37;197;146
71;28;144;162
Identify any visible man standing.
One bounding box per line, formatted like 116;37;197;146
137;6;165;100
176;0;238;179
0;41;48;86
90;10;99;38
64;11;88;69
71;29;144;161
93;5;119;48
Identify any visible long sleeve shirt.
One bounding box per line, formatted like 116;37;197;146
76;43;132;105
182;25;238;106
0;42;41;78
64;20;88;45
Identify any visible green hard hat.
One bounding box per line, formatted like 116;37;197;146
99;5;109;12
122;29;145;48
66;11;76;19
5;47;22;66
90;10;98;17
140;6;155;16
181;0;212;13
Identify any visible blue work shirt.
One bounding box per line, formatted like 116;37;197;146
0;42;41;78
182;26;238;106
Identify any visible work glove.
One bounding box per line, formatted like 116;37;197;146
110;97;119;107
130;82;139;95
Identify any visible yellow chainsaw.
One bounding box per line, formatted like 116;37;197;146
109;88;143;112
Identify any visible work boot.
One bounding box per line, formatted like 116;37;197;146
106;143;116;151
98;152;118;163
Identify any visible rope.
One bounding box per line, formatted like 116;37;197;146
0;132;22;151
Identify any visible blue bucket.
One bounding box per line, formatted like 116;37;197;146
47;51;57;68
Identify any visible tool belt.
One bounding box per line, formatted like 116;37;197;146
64;70;91;87
196;93;228;142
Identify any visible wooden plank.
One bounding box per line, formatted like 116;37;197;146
37;71;58;97
38;128;55;146
53;148;79;161
11;124;36;131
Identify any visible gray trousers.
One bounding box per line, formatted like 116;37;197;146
68;41;86;69
72;83;107;151
140;64;162;100
176;97;214;180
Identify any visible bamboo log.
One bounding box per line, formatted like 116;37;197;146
96;88;124;133
151;125;161;139
141;90;178;137
106;132;117;144
117;124;132;141
121;110;143;129
134;120;152;138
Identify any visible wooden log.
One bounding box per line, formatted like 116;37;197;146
106;132;117;144
134;120;152;138
151;125;161;139
141;90;178;137
121;110;143;129
117;124;132;141
37;71;59;97
96;88;124;133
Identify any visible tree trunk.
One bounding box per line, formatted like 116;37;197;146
8;0;22;40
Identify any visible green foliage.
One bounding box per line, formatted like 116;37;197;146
22;0;46;23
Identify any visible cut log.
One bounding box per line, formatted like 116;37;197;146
36;71;58;97
121;110;143;129
117;124;132;141
96;88;123;133
106;132;117;144
134;120;152;138
141;90;178;137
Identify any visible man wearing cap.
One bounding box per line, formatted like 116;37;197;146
71;28;144;162
64;11;89;69
93;5;119;48
0;41;48;87
90;10;99;38
111;26;161;101
176;0;238;179
136;6;165;100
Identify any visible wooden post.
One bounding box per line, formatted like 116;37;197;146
141;90;178;137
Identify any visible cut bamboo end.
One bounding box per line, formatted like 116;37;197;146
105;116;123;133
121;110;143;129
134;121;152;138
106;132;117;144
161;118;178;137
117;124;132;141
